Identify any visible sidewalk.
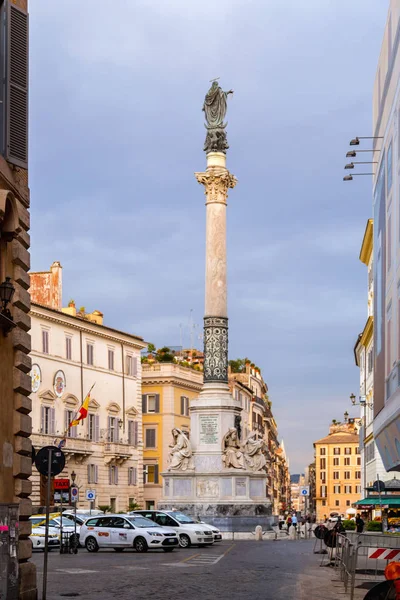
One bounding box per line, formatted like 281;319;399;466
296;552;367;599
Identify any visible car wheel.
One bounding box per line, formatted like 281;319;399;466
134;537;148;553
179;534;191;548
114;548;125;552
85;537;99;553
163;548;174;552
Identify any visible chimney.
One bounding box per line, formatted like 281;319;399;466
30;261;62;310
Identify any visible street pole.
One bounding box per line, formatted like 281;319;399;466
377;473;383;522
305;496;308;540
42;447;52;600
59;491;63;554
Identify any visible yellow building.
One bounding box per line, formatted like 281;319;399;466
141;362;203;508
314;420;361;521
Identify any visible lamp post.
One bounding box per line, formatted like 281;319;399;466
344;162;378;169
350;394;373;499
349;136;383;146
346;149;380;158
0;276;16;335
343;173;375;181
71;470;77;552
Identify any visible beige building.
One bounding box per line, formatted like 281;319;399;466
141;362;203;508
314;420;361;521
30;263;146;512
290;474;306;514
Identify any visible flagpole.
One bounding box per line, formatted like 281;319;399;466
57;383;96;446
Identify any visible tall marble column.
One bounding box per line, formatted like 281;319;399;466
159;82;270;521
195;152;237;388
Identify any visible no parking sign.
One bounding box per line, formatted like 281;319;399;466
71;486;79;503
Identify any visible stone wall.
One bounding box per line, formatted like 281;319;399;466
0;152;36;598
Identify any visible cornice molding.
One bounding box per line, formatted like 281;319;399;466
30;306;146;350
142;376;202;392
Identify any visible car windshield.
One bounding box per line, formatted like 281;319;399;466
52;517;75;527
168;512;195;524
127;516;158;528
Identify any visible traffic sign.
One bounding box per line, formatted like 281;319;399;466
54;478;69;491
71;486;79;503
86;490;96;501
373;480;386;493
300;486;310;497
35;446;65;477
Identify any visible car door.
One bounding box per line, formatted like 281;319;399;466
94;517;113;547
155;513;179;533
109;517;132;547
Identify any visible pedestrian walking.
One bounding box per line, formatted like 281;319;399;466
355;513;364;533
286;515;292;532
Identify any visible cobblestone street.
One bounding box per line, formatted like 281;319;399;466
31;540;368;600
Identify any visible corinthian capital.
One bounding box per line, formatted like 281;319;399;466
195;169;237;204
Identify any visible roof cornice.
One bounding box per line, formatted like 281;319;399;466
30;303;146;349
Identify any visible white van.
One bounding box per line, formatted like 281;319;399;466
131;510;216;548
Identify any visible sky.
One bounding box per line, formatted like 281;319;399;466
29;0;388;473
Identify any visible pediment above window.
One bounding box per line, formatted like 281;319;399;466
38;389;56;402
89;398;100;410
62;394;79;408
107;402;121;414
126;406;138;417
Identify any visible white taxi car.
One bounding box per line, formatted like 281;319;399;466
132;510;216;548
29;525;60;551
80;514;179;553
30;513;80;547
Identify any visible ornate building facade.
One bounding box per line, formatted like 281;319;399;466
30;263;146;512
141;362;203;508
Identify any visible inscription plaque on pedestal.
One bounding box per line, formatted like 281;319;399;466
199;415;219;444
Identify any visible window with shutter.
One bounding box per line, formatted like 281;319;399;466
42;330;49;354
154;465;159;484
155;394;160;413
145;428;156;448
95;415;100;442
87;464;92;484
134;421;138;446
94;465;98;484
66;337;72;360
132;357;138;376
50;408;55;435
40;405;45;432
133;467;137;486
180;396;185;415
142;395;147;414
2;3;29;168
108;349;114;371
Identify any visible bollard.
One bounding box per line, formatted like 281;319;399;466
255;525;263;541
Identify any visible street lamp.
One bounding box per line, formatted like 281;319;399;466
344;162;378;169
344;411;349;422
349;136;383;146
70;470;78;553
343;173;375;181
0;277;16;335
346;149;380;158
349;393;373;409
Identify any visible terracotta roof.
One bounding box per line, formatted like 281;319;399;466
314;432;359;445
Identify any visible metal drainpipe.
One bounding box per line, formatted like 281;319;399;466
80;331;83;402
121;342;125;433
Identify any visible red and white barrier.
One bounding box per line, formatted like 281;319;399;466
368;548;400;560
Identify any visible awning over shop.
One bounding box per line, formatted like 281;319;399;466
353;497;400;508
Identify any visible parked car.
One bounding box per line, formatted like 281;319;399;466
30;513;80;547
196;520;222;542
63;512;92;527
131;510;215;548
79;514;179;553
29;525;60;552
